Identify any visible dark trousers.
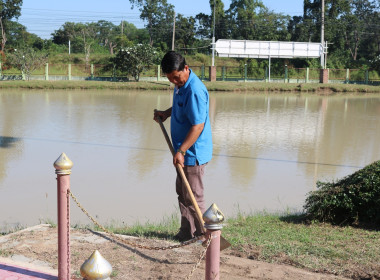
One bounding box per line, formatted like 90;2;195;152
176;163;206;238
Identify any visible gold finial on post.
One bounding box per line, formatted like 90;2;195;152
80;250;112;280
54;152;73;175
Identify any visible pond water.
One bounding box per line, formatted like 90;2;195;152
0;90;379;230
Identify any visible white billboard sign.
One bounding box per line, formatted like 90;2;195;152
215;39;323;59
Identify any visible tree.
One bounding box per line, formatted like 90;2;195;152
7;47;48;80
175;14;197;53
52;22;78;47
342;0;378;61
225;0;266;40
52;22;98;65
293;0;380;67
129;0;175;48
5;21;44;50
95;20;118;55
115;20;150;50
113;44;157;81
196;0;227;40
79;23;97;66
0;0;23;52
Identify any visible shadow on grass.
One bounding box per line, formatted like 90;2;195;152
147;81;171;87
113;230;175;240
279;213;380;231
279;213;308;224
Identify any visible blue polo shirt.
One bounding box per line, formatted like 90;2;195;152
171;69;212;166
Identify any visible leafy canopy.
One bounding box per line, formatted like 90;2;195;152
113;43;157;81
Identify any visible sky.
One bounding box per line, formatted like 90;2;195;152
18;0;304;39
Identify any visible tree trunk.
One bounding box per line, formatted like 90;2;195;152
84;44;91;67
0;18;7;53
108;41;116;55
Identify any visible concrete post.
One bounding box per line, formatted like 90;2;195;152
345;68;349;84
265;67;268;82
91;64;94;80
201;65;205;81
320;68;329;84
203;203;225;280
209;66;216;82
244;64;247;82
284;65;288;83
157;65;160;81
54;153;73;280
45;63;49;81
222;66;225;81
306;67;309;83
68;64;72;81
0;62;2;77
365;69;369;85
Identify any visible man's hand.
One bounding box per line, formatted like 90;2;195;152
174;151;185;168
153;108;171;123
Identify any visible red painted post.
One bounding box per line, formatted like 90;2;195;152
203;203;225;280
205;230;221;280
54;153;73;280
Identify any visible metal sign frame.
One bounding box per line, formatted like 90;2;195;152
214;39;324;81
215;39;323;59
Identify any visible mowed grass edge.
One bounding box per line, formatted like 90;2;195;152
1;80;380;94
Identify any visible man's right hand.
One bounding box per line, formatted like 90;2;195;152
153;108;171;123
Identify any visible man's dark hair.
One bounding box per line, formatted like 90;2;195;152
161;51;187;74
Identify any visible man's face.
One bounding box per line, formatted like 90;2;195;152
166;65;190;88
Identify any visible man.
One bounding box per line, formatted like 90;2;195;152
154;51;212;242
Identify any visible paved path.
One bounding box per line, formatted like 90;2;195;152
0;261;57;280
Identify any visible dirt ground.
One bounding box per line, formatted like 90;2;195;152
0;224;349;280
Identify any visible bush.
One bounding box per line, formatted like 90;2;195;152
112;44;157;81
194;53;209;65
304;160;380;226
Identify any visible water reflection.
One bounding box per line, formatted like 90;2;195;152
0;90;379;230
0;136;21;148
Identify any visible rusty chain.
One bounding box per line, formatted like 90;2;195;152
69;189;214;279
68;189;204;250
185;233;212;280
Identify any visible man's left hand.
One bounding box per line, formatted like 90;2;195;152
174;152;185;168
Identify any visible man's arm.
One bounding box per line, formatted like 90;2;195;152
174;123;204;167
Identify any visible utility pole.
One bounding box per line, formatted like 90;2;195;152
121;20;125;48
172;11;176;51
321;0;325;68
211;0;216;66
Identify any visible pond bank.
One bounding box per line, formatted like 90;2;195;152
1;80;380;94
1;214;378;280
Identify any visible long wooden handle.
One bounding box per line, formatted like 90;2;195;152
154;110;206;232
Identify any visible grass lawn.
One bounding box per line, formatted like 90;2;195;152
104;212;380;280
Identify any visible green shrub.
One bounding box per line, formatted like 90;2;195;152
194;53;209;65
304;160;380;226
